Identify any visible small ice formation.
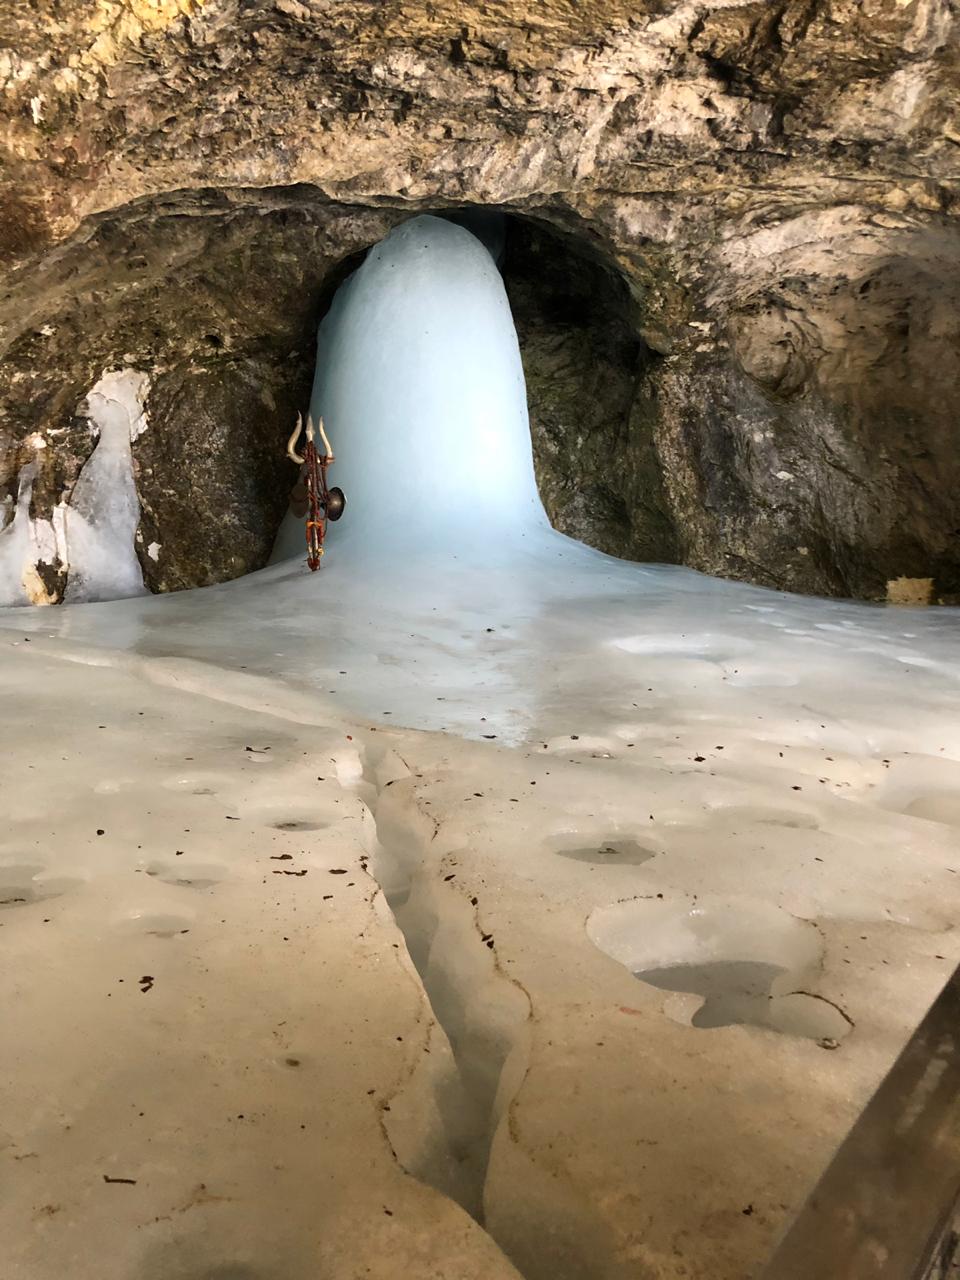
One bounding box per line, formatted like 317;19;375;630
587;896;852;1044
0;459;59;605
0;369;148;607
63;370;148;603
273;214;548;563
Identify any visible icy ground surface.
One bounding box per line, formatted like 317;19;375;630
3;543;960;1280
3;216;960;1279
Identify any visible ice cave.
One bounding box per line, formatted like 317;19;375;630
2;7;960;1280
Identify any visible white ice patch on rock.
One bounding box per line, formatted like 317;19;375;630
63;369;149;603
0;464;53;605
0;427;71;606
0;369;149;607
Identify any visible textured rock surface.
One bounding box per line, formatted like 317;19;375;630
1;0;958;599
504;219;678;564
0;189;404;592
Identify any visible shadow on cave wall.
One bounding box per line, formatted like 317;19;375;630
500;216;678;566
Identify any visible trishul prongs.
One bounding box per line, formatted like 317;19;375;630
287;412;334;464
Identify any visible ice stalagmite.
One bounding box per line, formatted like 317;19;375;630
275;215;548;563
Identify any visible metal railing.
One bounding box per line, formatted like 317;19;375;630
760;966;960;1278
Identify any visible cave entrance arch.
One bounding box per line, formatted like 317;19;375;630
0;183;680;604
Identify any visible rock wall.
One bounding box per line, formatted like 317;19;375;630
504;218;679;565
1;0;958;601
0;189;404;593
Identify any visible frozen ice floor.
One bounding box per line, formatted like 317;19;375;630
2;534;960;1280
3;217;960;1277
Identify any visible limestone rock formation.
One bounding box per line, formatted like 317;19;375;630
1;0;957;600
